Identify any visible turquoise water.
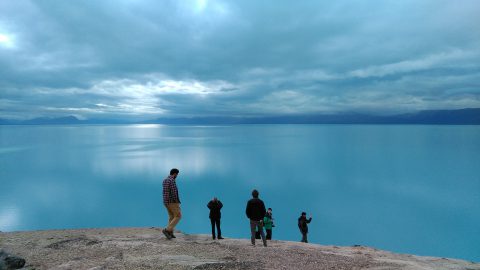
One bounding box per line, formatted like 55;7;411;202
0;124;479;261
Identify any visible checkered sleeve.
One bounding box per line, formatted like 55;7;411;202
163;178;170;204
170;180;179;203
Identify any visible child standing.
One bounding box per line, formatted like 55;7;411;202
264;208;274;240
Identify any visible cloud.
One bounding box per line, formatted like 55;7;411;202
1;0;479;119
348;49;480;78
2;74;240;119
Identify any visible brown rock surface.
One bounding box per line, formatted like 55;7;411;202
1;227;479;270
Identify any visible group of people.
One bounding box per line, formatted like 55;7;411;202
161;168;313;245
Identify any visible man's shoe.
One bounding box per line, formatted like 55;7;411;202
217;236;224;240
212;236;216;240
171;233;176;238
162;229;172;240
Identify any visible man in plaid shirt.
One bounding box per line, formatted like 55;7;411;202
162;168;181;239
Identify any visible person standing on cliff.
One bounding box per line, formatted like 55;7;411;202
263;208;274;240
246;189;267;247
162;168;181;240
207;197;224;240
298;212;312;243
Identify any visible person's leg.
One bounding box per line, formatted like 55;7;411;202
249;220;256;245
162;204;175;239
301;232;308;243
210;218;216;239
216;219;222;239
258;223;267;247
166;203;182;232
165;204;174;228
266;229;272;240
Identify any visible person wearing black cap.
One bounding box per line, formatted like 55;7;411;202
245;189;267;247
298;212;312;243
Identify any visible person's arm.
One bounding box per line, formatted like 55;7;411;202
265;216;272;226
171;181;179;203
218;201;223;209
207;201;212;209
246;201;251;219
162;181;169;204
307;217;312;223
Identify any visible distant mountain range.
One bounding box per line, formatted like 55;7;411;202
1;108;480;125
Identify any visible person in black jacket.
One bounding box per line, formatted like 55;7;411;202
298;212;312;243
245;189;267;247
207;197;223;240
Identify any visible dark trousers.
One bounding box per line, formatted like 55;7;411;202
301;231;308;243
210;218;221;238
266;229;272;240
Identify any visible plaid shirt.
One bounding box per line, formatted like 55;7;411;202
163;175;180;204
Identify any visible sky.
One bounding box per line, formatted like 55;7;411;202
1;0;480;120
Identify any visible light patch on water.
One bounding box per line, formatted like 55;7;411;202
0;206;20;231
0;146;29;154
128;124;166;129
91;146;222;180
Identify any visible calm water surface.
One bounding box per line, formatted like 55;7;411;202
0;124;479;261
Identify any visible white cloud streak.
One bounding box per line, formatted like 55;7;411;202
349;49;480;78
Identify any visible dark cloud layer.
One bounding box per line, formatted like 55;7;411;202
1;0;479;119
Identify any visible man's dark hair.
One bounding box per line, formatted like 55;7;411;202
170;168;179;175
268;208;272;211
252;189;259;198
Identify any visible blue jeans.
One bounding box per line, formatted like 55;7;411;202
250;220;266;246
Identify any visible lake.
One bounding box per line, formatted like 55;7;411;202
0;124;479;262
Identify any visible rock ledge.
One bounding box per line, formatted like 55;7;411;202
1;228;478;270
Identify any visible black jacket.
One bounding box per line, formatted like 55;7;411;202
298;216;312;233
245;198;266;221
207;200;223;219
